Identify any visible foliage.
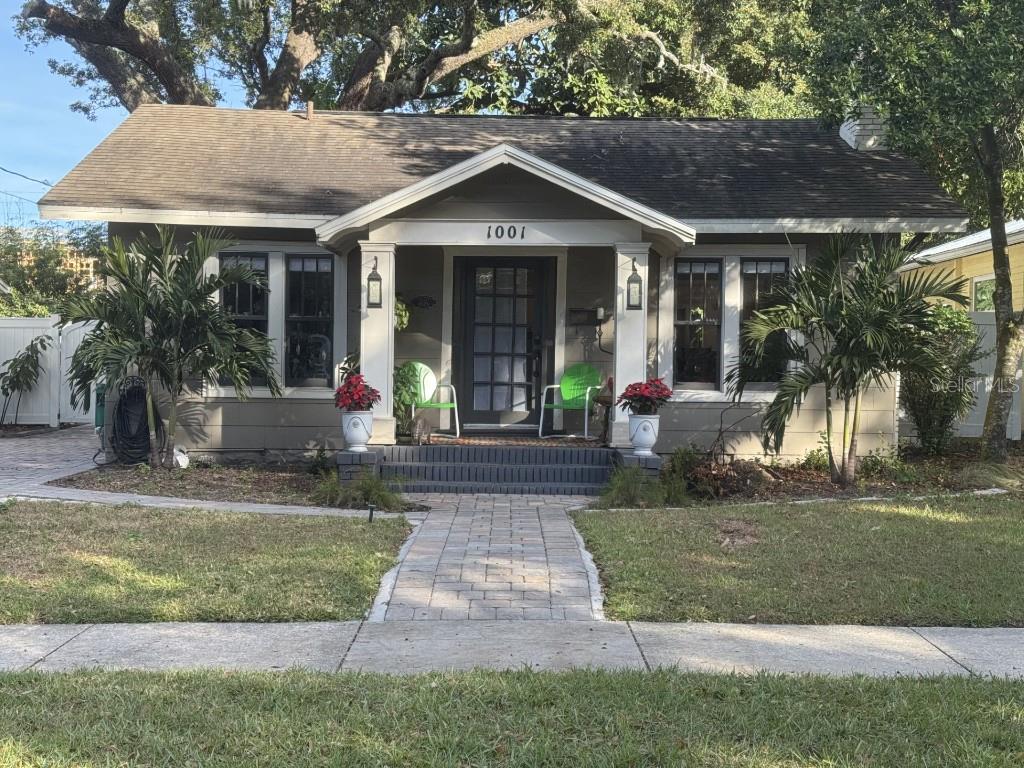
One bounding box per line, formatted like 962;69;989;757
309;446;331;476
799;445;831;473
393;361;420;436
0;288;50;319
0;223;102;315
63;226;282;467
0;334;51;425
334;374;381;412
806;0;1024;460
394;296;410;333
596;465;665;509
728;235;967;485
858;448;917;483
900;305;984;455
18;1;811;121
313;470;406;512
615;378;672;415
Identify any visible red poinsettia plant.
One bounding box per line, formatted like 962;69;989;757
616;378;673;415
334;373;381;412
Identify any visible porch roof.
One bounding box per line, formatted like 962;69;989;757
39;105;968;233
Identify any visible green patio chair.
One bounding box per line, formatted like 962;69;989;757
538;363;604;439
409;361;460;438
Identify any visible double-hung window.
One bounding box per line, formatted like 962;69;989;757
674;259;722;387
286;254;334;387
220;253;269;386
740;258;790;384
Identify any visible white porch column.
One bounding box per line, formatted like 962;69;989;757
358;241;397;444
610;242;651;448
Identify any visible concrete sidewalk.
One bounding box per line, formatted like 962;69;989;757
3;621;1021;678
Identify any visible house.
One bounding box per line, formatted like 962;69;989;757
904;220;1024;312
39;104;967;463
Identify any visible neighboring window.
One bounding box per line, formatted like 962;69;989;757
220;253;268;386
973;275;996;311
674;259;722;386
286;254;334;387
741;258;790;383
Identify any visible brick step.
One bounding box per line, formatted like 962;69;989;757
380;461;612;485
378;444;614;466
392;481;605;495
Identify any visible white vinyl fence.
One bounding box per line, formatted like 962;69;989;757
956;312;1022;440
0;316;95;427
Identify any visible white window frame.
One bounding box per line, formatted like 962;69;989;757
204;241;347;400
971;273;996;312
658;243;805;403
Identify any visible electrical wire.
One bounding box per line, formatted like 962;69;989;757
0;166;52;187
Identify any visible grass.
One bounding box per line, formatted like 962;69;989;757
52;462;323;506
0;671;1020;767
573;493;1024;626
0;501;409;623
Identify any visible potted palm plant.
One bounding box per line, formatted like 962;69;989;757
616;378;673;456
335;373;381;452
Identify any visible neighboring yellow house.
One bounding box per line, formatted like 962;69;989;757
904;220;1024;310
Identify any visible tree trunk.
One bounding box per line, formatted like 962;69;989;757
163;397;178;469
978;124;1024;462
843;389;862;486
145;384;160;469
839;395;852;486
824;388;841;483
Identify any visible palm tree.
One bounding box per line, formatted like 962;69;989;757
64;227;282;467
727;235;967;485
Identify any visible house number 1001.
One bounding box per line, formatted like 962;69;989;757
486;224;527;240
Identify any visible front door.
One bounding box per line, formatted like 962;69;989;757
457;258;553;427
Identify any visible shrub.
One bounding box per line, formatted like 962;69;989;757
597;466;666;508
800;446;832;473
393;362;420;436
859;448;917;483
900;305;984;455
661;446;710;501
309;446;331;476
313;470;406;512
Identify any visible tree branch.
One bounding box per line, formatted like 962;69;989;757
68;38;161;111
253;0;320;110
23;0;211;105
103;0;132;25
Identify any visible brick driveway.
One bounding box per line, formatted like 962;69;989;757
379;494;600;621
0;425;97;494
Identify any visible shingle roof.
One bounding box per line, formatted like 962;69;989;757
41;104;966;224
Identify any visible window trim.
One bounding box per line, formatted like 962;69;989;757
971;273;996;312
658;244;805;403
204;242;347;400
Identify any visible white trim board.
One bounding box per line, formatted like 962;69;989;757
316;144;697;245
687;217;968;234
39;205;330;229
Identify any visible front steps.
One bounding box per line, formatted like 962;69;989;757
340;444;615;495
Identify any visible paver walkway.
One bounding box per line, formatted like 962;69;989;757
380;494;599;621
0;424;97;492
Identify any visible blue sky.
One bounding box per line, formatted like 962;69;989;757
1;16;125;221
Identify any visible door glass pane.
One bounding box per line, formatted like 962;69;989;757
493;356;511;383
516;298;528;324
495;268;514;293
514;327;527;354
516;268;529;294
494;297;512;324
512;387;528;411
494;327;513;354
474;326;492;352
476;269;494;292
474;386;491;410
475;297;493;322
492;385;509;410
512;357;527;383
474;356;491;382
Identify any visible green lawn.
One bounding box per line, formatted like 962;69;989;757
573;494;1024;625
0;501;408;623
0;671;1020;767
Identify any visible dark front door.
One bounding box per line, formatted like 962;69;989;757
457;258;553;427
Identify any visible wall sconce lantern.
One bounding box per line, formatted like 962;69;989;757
626;258;643;310
366;257;383;308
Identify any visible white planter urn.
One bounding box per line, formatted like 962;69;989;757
628;413;660;457
341;410;374;452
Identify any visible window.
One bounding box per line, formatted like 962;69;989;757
741;258;789;383
220;253;268;386
674;260;722;386
220;253;268;335
286;255;334;387
973;275;996;311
